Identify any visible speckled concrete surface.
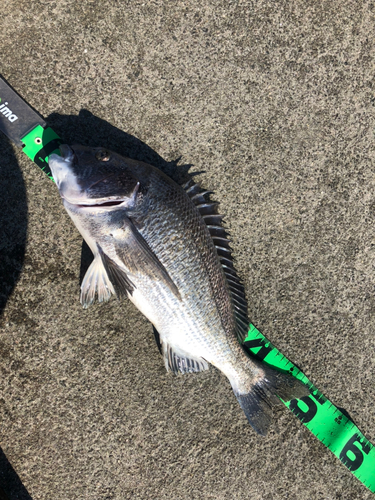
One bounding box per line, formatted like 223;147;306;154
1;1;375;499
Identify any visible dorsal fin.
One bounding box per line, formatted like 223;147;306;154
183;180;249;343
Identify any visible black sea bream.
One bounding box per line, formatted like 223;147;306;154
49;145;307;435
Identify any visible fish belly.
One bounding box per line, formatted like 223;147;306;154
128;276;227;364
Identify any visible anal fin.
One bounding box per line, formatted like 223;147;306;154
164;342;209;375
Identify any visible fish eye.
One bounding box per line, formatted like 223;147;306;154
95;150;111;162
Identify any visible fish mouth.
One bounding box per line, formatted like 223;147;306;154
70;198;128;210
68;180;140;211
49;144;139;211
59;144;76;162
48;144;77;189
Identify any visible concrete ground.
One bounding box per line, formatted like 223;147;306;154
1;1;375;499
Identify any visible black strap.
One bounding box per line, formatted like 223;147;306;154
33;138;62;174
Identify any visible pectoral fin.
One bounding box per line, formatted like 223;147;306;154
111;218;181;300
98;245;135;298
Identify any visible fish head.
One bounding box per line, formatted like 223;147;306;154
49;144;143;217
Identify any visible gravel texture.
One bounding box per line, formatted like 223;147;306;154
1;1;375;499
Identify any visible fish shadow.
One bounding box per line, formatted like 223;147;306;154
46;109;193;183
0;136;32;500
46;109;196;281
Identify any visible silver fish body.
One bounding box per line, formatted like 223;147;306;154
49;145;307;435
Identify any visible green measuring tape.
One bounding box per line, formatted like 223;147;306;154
21;124;61;180
0;76;61;179
0;75;374;494
244;324;375;492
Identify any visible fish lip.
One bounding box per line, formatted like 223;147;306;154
59;144;76;163
63;197;129;211
62;181;140;211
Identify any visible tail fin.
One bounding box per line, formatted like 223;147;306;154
234;365;309;436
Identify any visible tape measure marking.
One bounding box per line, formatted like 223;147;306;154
244;324;375;492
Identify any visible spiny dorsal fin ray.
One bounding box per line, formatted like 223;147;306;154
191;190;213;201
212;236;231;249
195;202;220;216
232;295;248;308
206;225;229;238
215;246;232;257
181;179;195;190
219;256;234;268
221;264;237;275
183;179;249;343
236;315;250;329
227;285;246;300
202;214;224;225
226;279;245;293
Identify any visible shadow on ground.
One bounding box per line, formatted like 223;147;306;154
47;109;192;182
0;135;27;317
0;136;32;500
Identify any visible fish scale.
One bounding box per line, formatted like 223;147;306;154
137;171;233;342
49;144;308;435
144;187;236;365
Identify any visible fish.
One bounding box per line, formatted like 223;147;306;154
48;144;308;435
